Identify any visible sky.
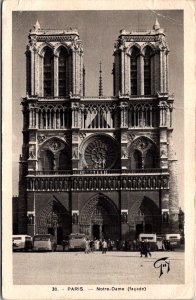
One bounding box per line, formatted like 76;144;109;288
12;10;184;207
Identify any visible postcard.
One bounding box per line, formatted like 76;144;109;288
2;0;195;299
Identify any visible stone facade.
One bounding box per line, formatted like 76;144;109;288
17;20;179;243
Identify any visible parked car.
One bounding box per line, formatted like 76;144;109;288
33;234;57;252
68;233;86;251
165;234;181;250
13;235;33;251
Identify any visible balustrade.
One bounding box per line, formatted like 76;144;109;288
28;168;167;176
26;173;169;191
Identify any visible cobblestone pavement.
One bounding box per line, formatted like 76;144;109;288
13;250;184;285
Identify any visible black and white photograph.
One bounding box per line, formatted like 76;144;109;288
2;1;195;299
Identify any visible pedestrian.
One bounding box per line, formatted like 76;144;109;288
140;240;145;257
62;239;66;251
99;239;103;251
95;239;99;251
89;239;94;253
85;238;90;254
111;240;114;251
102;239;108;254
116;240;120;251
144;239;151;257
108;239;111;251
125;240;129;251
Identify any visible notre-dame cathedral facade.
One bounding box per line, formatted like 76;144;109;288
18;19;179;244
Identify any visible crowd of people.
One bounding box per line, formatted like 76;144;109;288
62;236;175;254
83;238;174;254
84;238;108;254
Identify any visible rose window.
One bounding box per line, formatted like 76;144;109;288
84;136;118;169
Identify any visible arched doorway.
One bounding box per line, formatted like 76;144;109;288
79;194;120;240
36;196;71;244
130;196;161;238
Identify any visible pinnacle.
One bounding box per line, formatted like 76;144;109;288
34;19;41;31
153;17;160;30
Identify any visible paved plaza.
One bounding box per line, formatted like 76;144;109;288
13;250;184;285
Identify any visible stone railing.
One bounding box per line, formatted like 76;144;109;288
26;173;169;191
28;168;168;176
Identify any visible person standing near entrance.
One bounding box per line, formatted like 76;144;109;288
145;239;151;257
85;238;90;254
140;240;145;257
95;239;99;251
102;239;108;254
89;239;94;253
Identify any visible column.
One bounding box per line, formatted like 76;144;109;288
159;106;162;126
80;52;83;96
40;55;44;97
139;55;144;95
81;109;84;128
40;111;43;129
163;52;166;93
160;51;164;93
30;49;35;95
121;107;124;127
45;111;48;129
150;107;152;127
72;51;76;95
33;110;36;127
53;55;58;97
141;107;144;127
56;111;58;129
166;53;169;93
29;109;32;128
49;111;52;129
163;108;166;126
89;109;92;129
121;50;125;95
105;108;108;128
36;109;38;129
134;107;136;127
34;51;39;95
62;110;65;128
124;52;130;94
72;108;75;128
54;110;56;129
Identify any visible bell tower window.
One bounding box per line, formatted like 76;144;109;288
58;47;67;96
130;47;139;95
144;47;152;95
44;48;54;97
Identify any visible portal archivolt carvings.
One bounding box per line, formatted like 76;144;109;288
36;196;70;234
79;193;120;226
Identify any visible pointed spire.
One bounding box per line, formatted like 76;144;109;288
34;19;41;31
153;17;160;30
99;61;103;97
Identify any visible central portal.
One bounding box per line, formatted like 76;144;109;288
79;193;120;240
